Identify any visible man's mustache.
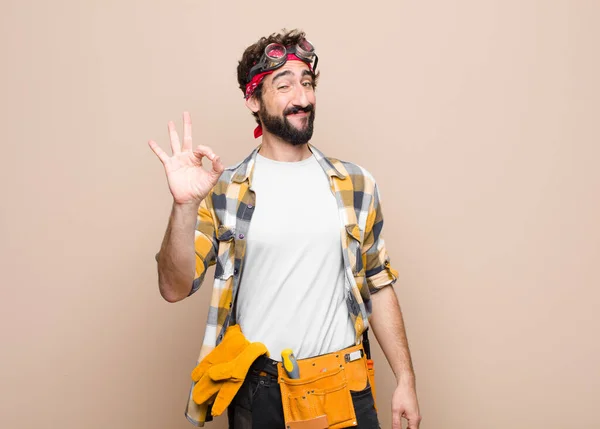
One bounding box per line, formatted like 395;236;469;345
284;104;314;116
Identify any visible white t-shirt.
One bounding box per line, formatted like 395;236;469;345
235;152;355;361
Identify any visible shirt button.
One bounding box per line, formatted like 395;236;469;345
238;234;245;239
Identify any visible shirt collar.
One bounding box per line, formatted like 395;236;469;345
231;143;347;186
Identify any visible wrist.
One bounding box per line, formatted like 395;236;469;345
395;370;416;387
172;199;201;211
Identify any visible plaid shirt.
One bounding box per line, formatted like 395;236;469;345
184;144;398;426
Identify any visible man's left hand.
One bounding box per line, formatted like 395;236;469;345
391;381;421;429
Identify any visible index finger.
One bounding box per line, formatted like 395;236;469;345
182;111;192;151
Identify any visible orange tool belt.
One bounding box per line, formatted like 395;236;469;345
274;341;377;429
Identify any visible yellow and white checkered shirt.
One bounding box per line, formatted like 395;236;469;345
184;144;398;426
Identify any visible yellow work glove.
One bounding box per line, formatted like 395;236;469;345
190;325;251;407
191;325;249;383
192;341;269;416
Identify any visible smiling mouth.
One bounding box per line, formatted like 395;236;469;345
287;111;309;117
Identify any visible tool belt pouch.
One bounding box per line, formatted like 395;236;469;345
277;345;368;429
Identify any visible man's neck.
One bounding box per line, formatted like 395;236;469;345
259;132;312;162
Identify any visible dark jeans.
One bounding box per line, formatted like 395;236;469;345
227;366;380;429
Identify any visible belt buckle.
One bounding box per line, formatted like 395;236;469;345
344;350;364;363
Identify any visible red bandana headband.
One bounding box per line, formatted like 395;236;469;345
244;53;313;138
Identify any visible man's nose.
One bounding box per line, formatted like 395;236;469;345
291;84;310;107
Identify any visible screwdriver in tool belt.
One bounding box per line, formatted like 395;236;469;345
281;349;300;379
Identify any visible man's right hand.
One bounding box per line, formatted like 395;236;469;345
148;111;224;205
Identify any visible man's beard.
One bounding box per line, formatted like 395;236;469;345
258;103;315;146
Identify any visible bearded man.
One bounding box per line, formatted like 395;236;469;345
149;29;421;429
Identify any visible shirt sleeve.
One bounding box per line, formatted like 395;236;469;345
189;195;218;296
363;182;399;294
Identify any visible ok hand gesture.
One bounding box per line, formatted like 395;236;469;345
148;112;224;205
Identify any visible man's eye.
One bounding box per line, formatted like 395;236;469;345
302;81;314;87
278;85;290;90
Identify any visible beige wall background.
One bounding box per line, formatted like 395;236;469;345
1;0;598;428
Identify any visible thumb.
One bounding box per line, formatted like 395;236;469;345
209;155;224;180
392;407;403;429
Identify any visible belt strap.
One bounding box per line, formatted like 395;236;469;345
251;335;371;378
250;354;279;377
362;329;371;360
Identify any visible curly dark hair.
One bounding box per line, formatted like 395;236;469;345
237;28;320;124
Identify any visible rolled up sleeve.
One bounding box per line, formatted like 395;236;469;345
189;196;218;296
363;183;399;294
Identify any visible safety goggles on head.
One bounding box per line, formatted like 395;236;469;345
246;39;319;82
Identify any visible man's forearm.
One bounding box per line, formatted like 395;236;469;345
156;201;200;302
369;285;416;385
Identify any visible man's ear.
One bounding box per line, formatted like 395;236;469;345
245;95;260;114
